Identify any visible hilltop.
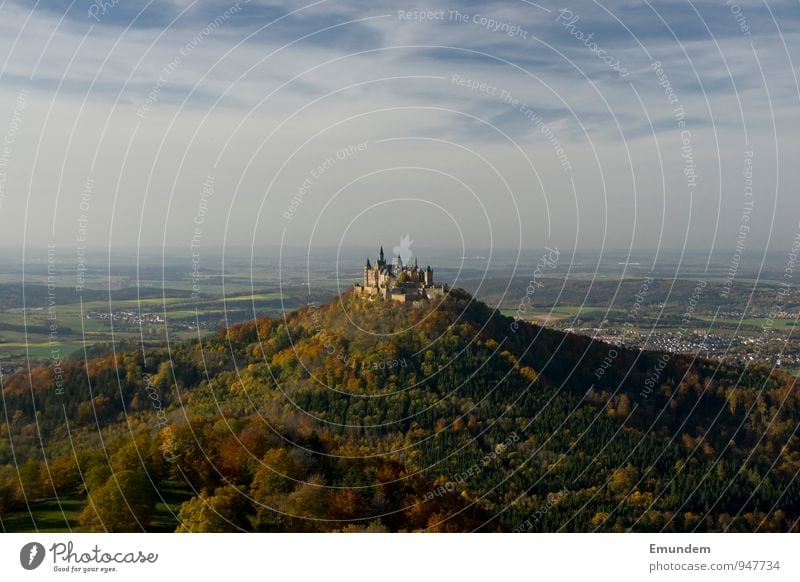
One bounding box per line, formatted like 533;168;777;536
1;288;798;532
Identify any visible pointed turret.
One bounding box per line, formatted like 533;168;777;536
379;245;385;262
366;258;371;268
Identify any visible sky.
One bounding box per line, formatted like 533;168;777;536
0;0;798;259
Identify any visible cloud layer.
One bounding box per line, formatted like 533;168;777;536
0;0;797;255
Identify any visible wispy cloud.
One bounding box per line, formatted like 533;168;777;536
0;0;797;251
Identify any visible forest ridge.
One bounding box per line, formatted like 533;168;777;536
1;289;798;532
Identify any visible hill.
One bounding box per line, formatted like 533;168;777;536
1;288;798;532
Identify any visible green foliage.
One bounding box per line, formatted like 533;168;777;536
176;486;250;532
78;470;157;532
3;289;800;532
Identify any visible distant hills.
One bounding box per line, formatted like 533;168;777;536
1;288;798;532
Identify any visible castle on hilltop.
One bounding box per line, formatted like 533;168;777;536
354;245;448;303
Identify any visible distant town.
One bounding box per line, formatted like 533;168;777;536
571;326;800;370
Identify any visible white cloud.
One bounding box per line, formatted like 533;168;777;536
0;0;796;252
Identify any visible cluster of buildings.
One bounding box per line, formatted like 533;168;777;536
0;364;23;375
577;326;800;370
579;328;739;355
86;310;165;325
638;331;731;355
354;246;448;303
86;310;211;331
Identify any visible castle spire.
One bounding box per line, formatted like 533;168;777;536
366;257;371;268
379;245;384;262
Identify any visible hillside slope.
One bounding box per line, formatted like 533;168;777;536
1;288;798;532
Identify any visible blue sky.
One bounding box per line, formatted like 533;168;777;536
0;0;798;256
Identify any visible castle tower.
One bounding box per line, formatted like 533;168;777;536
363;258;372;287
424;265;433;285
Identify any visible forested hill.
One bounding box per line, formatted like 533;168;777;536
1;288;798;532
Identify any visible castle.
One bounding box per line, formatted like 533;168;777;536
354;245;448;303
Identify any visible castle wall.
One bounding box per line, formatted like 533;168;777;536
390;293;407;303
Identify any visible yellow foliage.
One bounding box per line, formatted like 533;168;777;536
519;366;539;383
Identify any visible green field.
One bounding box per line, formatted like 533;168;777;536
0;277;309;366
1;496;83;533
1;484;192;533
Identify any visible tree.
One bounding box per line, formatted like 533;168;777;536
78;471;156;532
249;448;307;531
176;486;251;532
47;455;82;496
18;458;45;500
0;466;23;513
250;448;305;498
